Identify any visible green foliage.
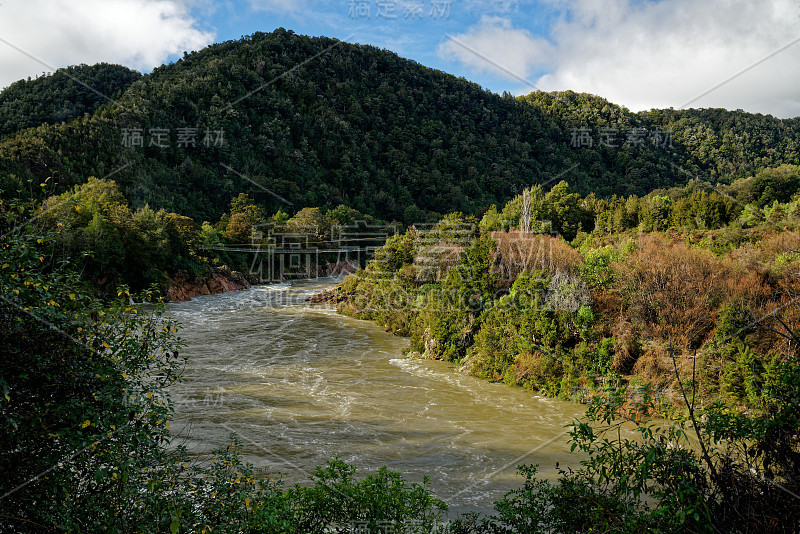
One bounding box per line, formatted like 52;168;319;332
451;346;800;533
479;204;503;232
715;302;756;343
223;193;265;243
288;457;447;533
1;197;184;531
0;63;141;138
643;194;672;232
465;270;580;390
325;204;375;226
270;208;291;225
544;181;589;241
735;164;800;207
639;107;800;183
286;207;332;243
200;221;223;245
8;33;800;226
595;337;614;375
451;233;498;298
427;212;479;242
40;177;207;292
224;211;256;243
579;244;617;288
368;231;416;277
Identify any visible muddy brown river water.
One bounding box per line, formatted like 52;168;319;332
167;278;587;517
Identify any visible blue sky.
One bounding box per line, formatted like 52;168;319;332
1;0;799;117
196;0;559;95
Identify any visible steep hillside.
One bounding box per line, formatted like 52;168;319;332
0;30;797;225
0;30;685;223
521;90;800;183
0;63;141;138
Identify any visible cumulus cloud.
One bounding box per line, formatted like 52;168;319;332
438;16;555;80
0;0;214;89
440;0;800;117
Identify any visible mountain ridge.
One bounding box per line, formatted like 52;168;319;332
0;29;797;224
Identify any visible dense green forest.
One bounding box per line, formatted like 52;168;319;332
522;91;800;183
1;29;798;226
2;28;800;533
0;63;141;138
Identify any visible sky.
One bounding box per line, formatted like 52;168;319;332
0;0;799;118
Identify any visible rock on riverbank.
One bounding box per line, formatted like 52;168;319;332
167;266;252;302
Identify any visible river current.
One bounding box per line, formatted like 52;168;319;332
167;279;587;517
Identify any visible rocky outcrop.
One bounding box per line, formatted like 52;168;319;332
306;286;353;304
166;266;251;302
304;261;360;303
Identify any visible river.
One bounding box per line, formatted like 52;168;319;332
167;279;587;517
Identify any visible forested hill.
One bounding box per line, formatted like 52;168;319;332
521;90;800;183
0;63;141;138
0;29;798;224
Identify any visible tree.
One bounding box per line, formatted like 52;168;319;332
544;181;587;241
200;221;223;246
479;204;503;232
0;198;184;531
368;230;416;276
224;211;256;243
326;204;374;226
287;207;332;243
521;188;532;233
287;458;447;532
646;195;672;232
270;209;290;225
230;193;263;221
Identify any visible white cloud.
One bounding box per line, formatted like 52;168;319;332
0;0;214;89
441;0;800;118
437;16;555;81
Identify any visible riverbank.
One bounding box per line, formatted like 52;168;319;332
166;266;253;302
166;259;363;303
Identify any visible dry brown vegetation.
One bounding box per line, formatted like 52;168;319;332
491;231;583;286
615;235;726;350
590;231;800;395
